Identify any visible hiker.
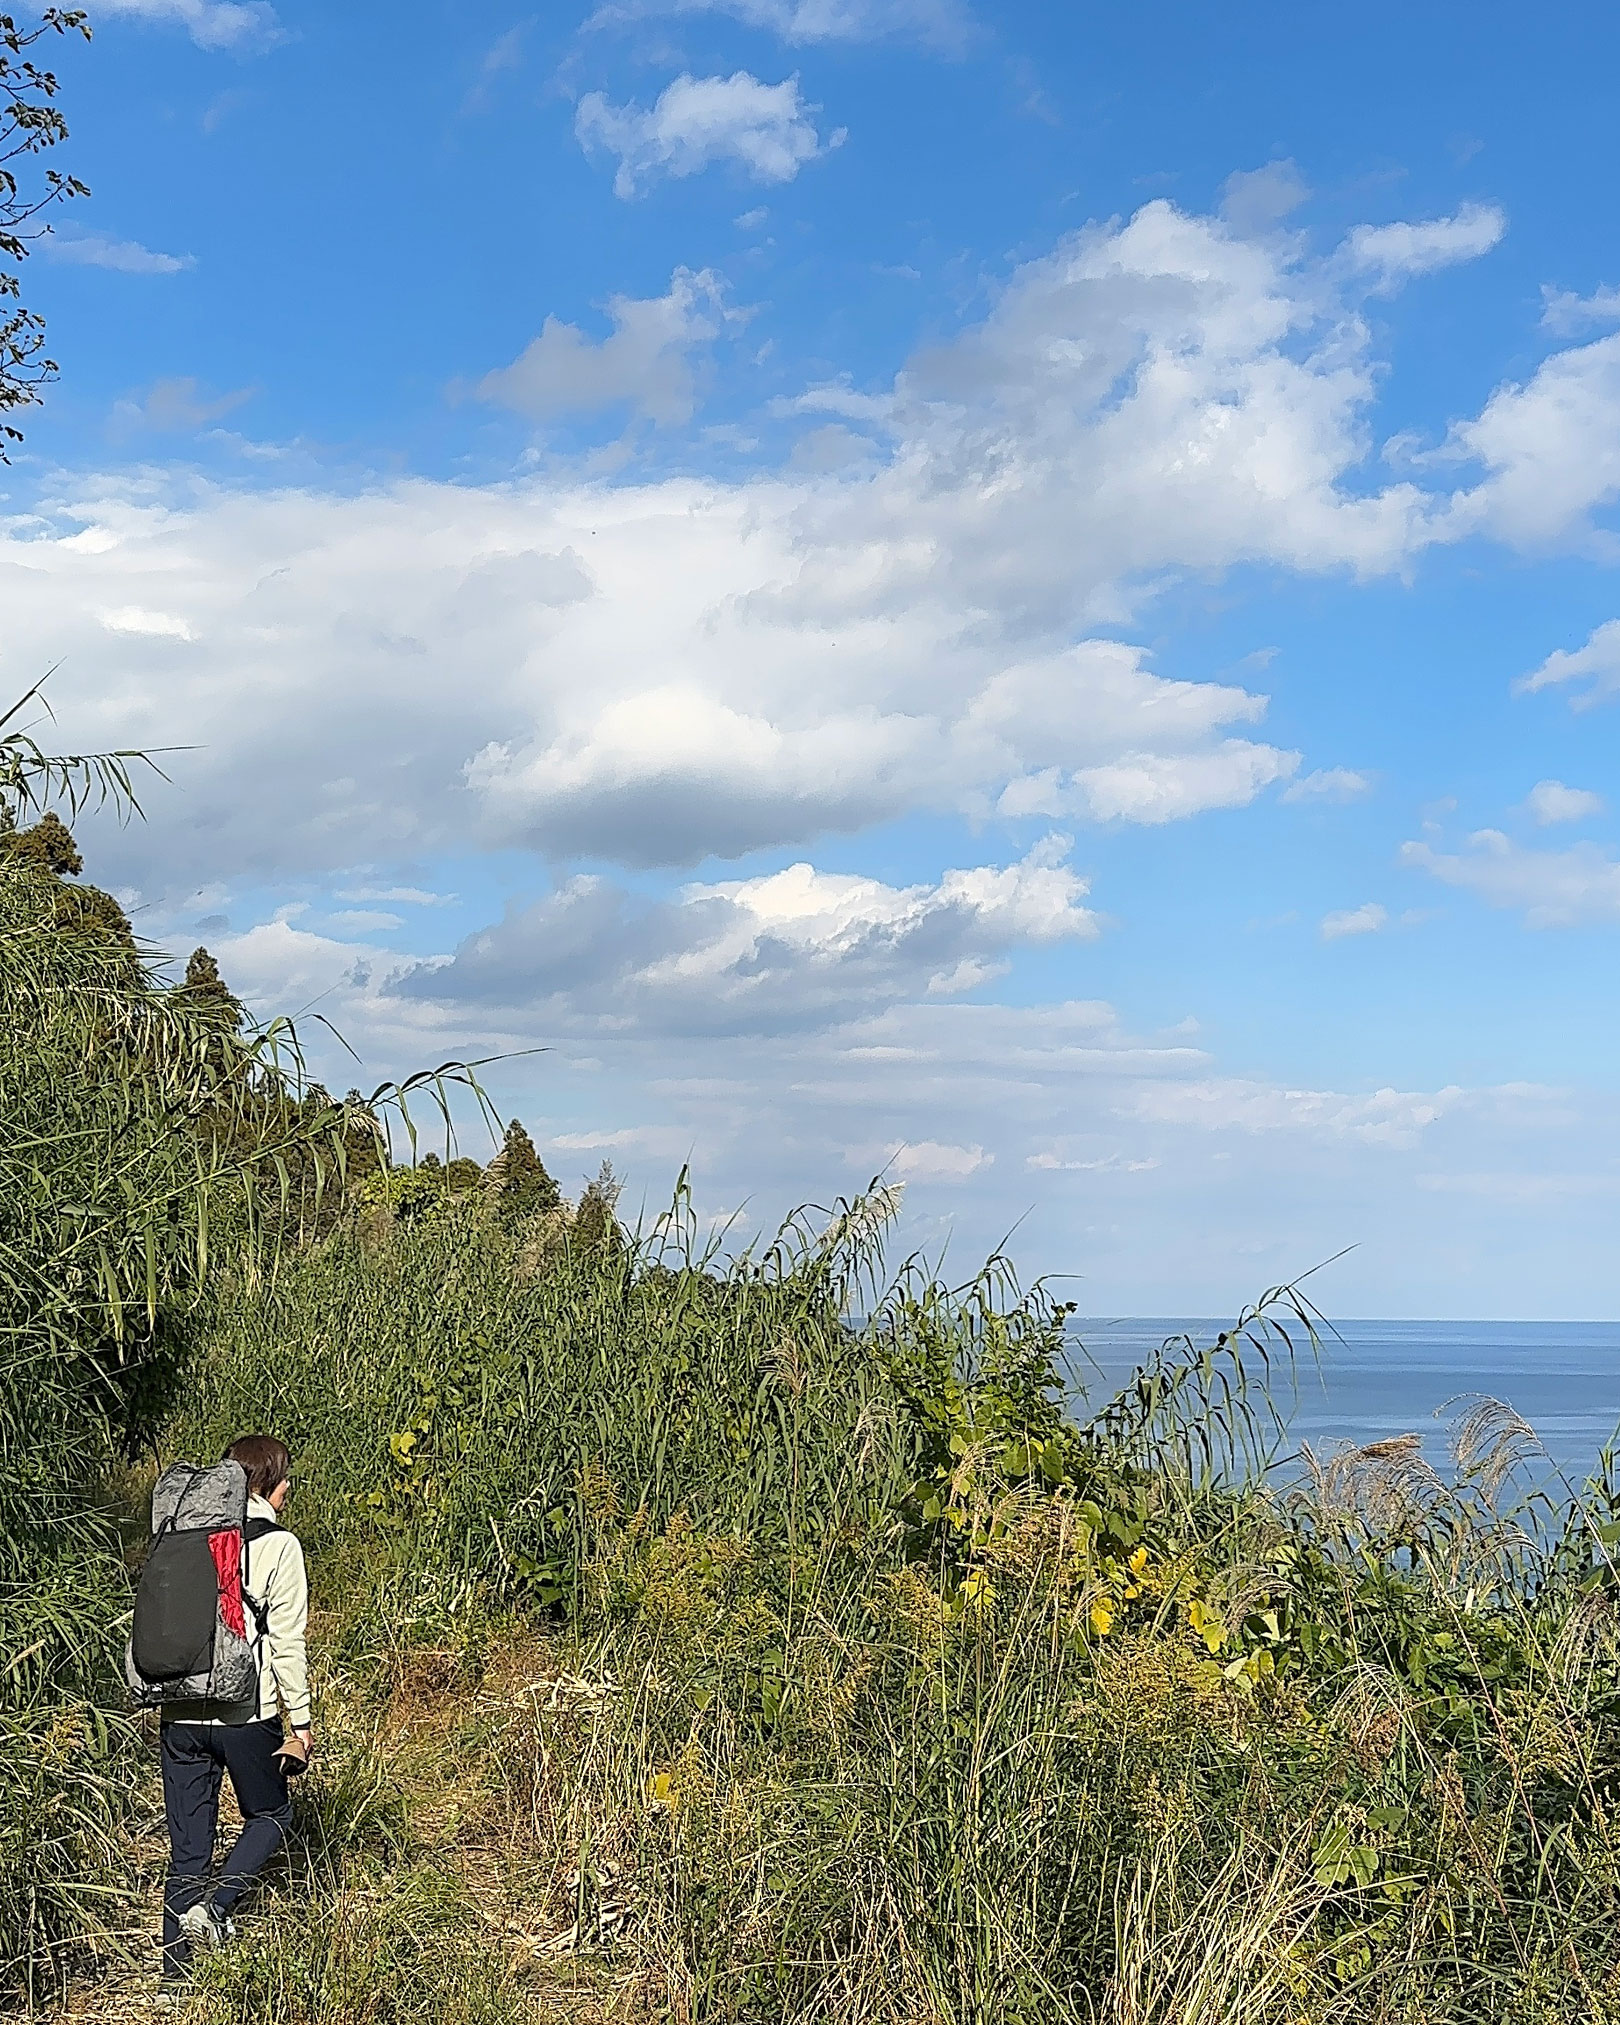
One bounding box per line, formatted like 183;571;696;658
157;1434;313;1983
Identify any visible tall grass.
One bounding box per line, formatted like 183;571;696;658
168;1196;1620;2025
0;710;489;2003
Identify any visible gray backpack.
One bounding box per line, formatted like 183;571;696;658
126;1460;274;1711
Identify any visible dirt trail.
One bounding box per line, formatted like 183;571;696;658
14;1637;623;2023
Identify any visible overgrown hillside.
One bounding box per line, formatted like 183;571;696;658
153;1205;1620;2025
7;724;1620;2024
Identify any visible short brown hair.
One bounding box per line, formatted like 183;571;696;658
224;1434;291;1501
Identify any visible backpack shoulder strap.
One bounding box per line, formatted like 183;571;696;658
242;1517;281;1639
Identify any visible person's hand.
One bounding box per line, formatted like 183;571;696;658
275;1728;314;1775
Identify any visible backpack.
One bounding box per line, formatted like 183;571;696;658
126;1460;276;1711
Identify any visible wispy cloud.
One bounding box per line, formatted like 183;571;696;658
109;377;255;435
1403;830;1620;928
1516;620;1620;709
46;231;194;275
585;0;972;50
1284;767;1373;805
96;0;281;53
461;21;531;115
338;886;456;907
1343;202;1505;292
1321;902;1388;940
1540;283;1620;336
880;1140;991;1181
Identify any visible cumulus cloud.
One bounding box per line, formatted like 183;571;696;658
1321;901;1387;940
386;836;1098;1035
476;269;728;426
1402;830;1620;927
1343;202;1505;291
20;190;1620;903
1440;334;1620;547
96;0;280;52
192;899;1620;1309
45;231;195;275
575;73;839;199
1525;779;1604;825
1516;620;1620;708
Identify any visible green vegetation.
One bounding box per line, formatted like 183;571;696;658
0;708;473;2006
6;725;1620;2023
160;1211;1620;2025
0;8;90;450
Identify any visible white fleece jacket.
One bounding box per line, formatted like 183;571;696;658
162;1494;312;1728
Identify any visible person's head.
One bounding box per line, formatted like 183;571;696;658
224;1433;292;1511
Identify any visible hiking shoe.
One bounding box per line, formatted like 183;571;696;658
178;1899;236;1950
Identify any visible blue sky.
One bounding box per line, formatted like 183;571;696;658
9;0;1620;1316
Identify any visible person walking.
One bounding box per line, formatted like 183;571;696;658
159;1433;314;1985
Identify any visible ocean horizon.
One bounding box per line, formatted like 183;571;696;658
1069;1318;1620;1487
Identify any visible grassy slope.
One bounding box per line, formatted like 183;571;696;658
25;1196;1620;2024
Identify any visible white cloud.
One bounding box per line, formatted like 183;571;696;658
1283;766;1372;804
100;606;195;641
477;269;729;426
1343;202;1505;291
45;231;194;275
1402;830;1620;927
384;836;1098;1035
1321;901;1387;940
110;377;255;434
575;73;838;199
885;1140;990;1181
96;0;280;52
1525;779;1604;825
1058;743;1299;823
585;0;971;48
1541;284;1620;336
1127;1076;1452;1148
1219;161;1309;233
1027;1149;1158;1173
192;907;1620;1314
339;886;455;907
1516;620;1620;708
21;190;1620;904
1439;333;1620;547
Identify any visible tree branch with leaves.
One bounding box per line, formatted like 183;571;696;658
0;7;89;451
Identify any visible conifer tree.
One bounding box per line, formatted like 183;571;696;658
175;946;244;1046
487;1118;562;1225
0;804;133;945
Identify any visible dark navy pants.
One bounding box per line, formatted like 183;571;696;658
160;1718;291;1978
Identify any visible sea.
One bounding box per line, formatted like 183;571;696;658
1067;1319;1620;1491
